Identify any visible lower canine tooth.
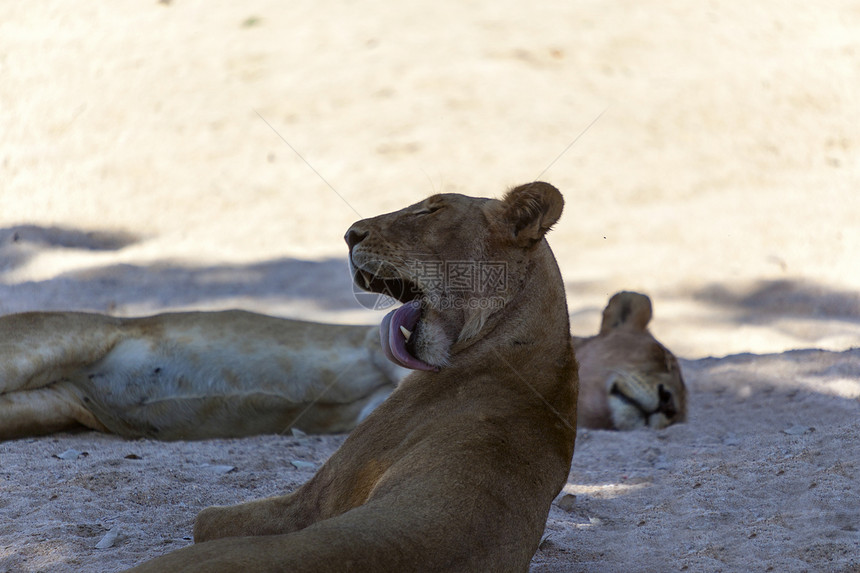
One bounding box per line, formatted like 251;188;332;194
399;325;412;341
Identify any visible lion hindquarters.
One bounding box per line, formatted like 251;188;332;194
0;311;124;438
0;382;108;439
131;511;439;573
137;490;535;573
0;311;124;394
193;491;312;543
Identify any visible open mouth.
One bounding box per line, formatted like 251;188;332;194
351;266;423;305
350;260;437;372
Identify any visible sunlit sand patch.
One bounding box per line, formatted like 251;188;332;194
561;480;652;500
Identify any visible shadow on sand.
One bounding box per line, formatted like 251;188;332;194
0;224;362;316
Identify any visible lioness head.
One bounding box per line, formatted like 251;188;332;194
575;291;687;430
346;182;564;372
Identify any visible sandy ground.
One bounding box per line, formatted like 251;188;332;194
0;1;859;571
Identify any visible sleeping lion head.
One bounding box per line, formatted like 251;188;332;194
574;291;687;430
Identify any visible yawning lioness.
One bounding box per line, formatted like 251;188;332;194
128;182;579;572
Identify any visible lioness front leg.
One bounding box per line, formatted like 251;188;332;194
194;491;309;542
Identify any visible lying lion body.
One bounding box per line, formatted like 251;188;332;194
0;310;404;440
0;291;681;440
128;182;578;572
574;291;687;430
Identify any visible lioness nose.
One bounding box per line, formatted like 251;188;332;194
344;227;368;250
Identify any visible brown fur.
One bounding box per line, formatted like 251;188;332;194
0;311;404;440
574;291;687;430
127;182;578;572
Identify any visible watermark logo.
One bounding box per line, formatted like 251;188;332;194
351;260;508;311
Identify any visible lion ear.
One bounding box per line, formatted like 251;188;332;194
500;182;564;247
600;291;653;334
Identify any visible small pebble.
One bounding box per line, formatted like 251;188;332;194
54;449;87;460
201;464;236;474
783;425;812;436
556;493;576;511
96;528;119;549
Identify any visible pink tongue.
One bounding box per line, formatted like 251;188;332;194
379;301;437;371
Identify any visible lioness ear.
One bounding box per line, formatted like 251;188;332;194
501;181;564;247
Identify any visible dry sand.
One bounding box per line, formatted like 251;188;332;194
1;1;858;571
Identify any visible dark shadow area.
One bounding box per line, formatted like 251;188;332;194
674;346;860;448
0;225;140;251
681;347;860;389
0;225;140;273
0;256;365;315
693;279;860;325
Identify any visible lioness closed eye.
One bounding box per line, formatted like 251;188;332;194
128;182;579;572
